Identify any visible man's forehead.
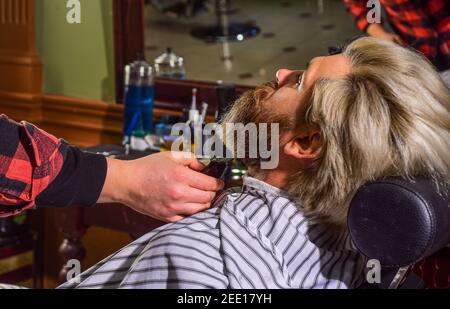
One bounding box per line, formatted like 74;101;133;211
305;54;351;86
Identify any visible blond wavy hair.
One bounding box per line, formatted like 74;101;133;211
288;37;450;227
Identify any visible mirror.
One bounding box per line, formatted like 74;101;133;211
142;0;361;86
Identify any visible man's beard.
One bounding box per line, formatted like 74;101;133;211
220;81;294;174
221;81;278;125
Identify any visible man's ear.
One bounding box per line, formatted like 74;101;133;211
283;128;323;160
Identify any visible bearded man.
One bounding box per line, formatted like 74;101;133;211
60;37;450;289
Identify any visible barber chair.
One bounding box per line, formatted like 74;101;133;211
348;177;450;288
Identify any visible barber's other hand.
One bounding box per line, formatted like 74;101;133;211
99;152;224;222
367;24;405;45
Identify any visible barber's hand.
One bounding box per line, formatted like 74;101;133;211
367;24;405;45
99;152;224;222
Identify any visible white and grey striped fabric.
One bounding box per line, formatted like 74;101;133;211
59;177;366;289
0;284;27;289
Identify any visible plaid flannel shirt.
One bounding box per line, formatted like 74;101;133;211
344;0;450;71
0;115;107;217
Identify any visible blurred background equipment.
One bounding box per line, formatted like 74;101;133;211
147;0;209;18
215;81;236;121
154;47;186;79
191;0;260;43
0;214;35;288
122;55;155;149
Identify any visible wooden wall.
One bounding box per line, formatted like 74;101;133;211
0;0;42;123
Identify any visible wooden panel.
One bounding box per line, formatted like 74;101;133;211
0;53;42;94
0;90;41;123
39;94;198;147
1;93;193;147
113;0;145;102
40;95;124;146
0;0;41;95
0;0;35;52
1;75;254;147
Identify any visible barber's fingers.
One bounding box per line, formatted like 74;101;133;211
184;168;225;192
164;202;212;222
175;203;212;216
169;151;206;171
182;187;217;204
185;157;206;172
166;215;186;223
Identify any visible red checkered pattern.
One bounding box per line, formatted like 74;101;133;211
344;0;450;70
0;115;64;217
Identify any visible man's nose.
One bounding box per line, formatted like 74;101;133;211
276;69;302;87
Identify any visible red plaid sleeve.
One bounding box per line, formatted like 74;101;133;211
426;0;450;70
0;115;65;217
383;0;439;61
345;0;450;70
344;0;371;32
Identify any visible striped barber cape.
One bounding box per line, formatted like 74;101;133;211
59;177;366;289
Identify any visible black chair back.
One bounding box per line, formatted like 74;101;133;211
348;177;450;288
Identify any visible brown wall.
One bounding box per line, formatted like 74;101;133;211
0;0;42;122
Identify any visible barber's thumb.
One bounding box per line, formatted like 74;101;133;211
182;156;206;171
170;151;205;170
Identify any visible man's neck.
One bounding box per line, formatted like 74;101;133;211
251;154;304;190
255;169;289;189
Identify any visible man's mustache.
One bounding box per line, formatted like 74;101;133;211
250;80;278;102
227;80;278;116
257;80;278;92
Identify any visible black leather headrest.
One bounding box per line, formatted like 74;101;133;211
348;177;450;267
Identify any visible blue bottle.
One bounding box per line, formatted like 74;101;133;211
123;58;155;146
